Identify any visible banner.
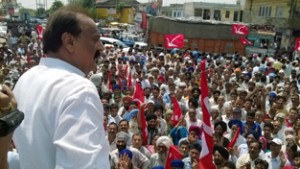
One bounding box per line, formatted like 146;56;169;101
133;82;144;104
36;24;44;40
199;60;215;169
295;37;300;52
164;34;184;49
227;127;240;150
170;96;182;126
141;12;147;30
140;105;147;145
165;145;182;169
240;37;253;46
232;24;249;35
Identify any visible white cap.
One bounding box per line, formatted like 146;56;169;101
271;138;283;145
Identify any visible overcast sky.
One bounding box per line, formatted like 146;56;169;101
18;0;237;9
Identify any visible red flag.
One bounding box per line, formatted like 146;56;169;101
171;96;182;126
226;127;240;150
294;37;300;52
141;12;147;30
240;37;253;46
36;24;44;40
140;105;147;145
232;24;249;35
164;34;184;49
165;145;183;169
133;82;144;104
26;50;31;63
199;60;215;169
128;70;132;88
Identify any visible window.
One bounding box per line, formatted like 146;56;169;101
214;10;221;20
203;9;210;20
259;6;272;17
233;11;239;21
225;11;230;18
275;6;283;17
194;8;202;17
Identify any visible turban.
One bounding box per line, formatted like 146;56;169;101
156;136;173;149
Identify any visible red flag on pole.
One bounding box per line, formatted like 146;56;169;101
199;59;216;169
226;127;240;150
165;145;183;169
140;105;147;145
128;70;132;88
294;37;300;52
141;12;147;30
36;24;44;40
170;96;182;126
164;34;184;49
133;82;145;104
240;37;253;46
232;24;249;35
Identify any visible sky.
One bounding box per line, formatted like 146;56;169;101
18;0;237;9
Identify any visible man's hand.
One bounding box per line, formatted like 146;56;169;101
117;154;131;169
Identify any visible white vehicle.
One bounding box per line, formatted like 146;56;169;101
100;37;130;52
134;42;148;49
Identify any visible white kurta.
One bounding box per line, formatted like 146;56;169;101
13;57;110;169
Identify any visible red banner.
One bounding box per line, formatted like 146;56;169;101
133;82;144;104
164;34;184;49
240;37;253;46
171;96;182;126
140;105;147;145
232;24;249;35
165;145;182;169
36;24;44;40
199;60;215;169
141;12;147;30
294;37;300;52
227;127;240;150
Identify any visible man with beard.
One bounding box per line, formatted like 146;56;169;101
182;143;202;169
131;133;151;159
107;122;118;151
213;145;230;169
149;136;173;168
110;132;149;169
146;114;161;145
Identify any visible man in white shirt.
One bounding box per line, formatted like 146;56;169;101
264;138;287;169
13;6;110;169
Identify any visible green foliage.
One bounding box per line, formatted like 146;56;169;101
68;0;97;18
69;0;94;8
49;0;64;14
36;7;46;17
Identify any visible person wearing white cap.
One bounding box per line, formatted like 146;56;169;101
264;138;288;169
149;136;173;169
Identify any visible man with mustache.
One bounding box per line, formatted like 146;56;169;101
110;131;149;169
149;136;173;168
12;5;110;169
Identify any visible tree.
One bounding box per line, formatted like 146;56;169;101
68;0;97;18
49;0;64;14
36;7;46;18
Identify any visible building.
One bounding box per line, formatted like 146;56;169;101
242;0;300;50
95;0;140;24
1;0;18;16
183;2;243;22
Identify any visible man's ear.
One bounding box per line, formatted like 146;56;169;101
61;32;76;53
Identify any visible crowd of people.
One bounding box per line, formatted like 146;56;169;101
1;4;300;169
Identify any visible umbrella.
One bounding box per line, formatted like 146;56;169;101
170;48;179;55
